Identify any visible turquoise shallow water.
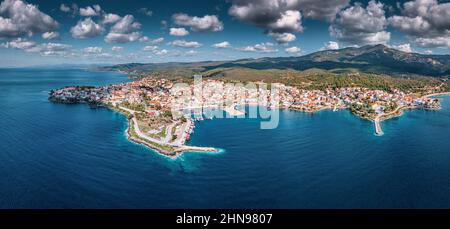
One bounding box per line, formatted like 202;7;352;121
1;68;450;208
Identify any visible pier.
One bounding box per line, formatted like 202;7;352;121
374;117;383;136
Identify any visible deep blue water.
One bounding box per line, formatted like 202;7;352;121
1;68;450;208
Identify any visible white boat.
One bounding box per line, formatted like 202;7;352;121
333;105;338;112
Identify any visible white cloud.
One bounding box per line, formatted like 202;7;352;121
1;38;36;50
28;43;71;53
285;46;301;54
79;5;101;17
238;42;278;53
42;31;59;40
388;15;431;37
105;32;142;43
390;43;413;53
1;38;71;56
111;46;123;52
297;0;350;21
154;49;168;55
143;45;158;51
59;3;78;16
138;36;149;42
231;4;266;30
230;4;302;33
212;41;231;49
96;52;113;58
228;0;349;36
83;46;103;54
0;0;59;38
268;32;296;44
60;4;71;13
70;17;104;39
186;50;198;56
227;0;347;43
170;40;202;48
102;13;121;24
79;7;96;17
329;0;390;45
39;50;70;57
322;41;340;50
138;8;152;16
32;44;72;57
172;13;223;32
388;0;450;48
109;15;141;33
170;27;189;36
105;15;143;43
415;37;450;48
151;37;164;44
70;11;143;44
93;5;101;13
271;10;303;33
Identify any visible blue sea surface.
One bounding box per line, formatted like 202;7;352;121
1;68;450;208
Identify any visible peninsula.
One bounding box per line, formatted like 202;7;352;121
49;81;221;158
49;72;446;157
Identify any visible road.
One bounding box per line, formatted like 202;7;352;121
119;106;167;145
163;123;176;144
171;119;192;147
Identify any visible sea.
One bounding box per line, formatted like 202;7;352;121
1;68;450;208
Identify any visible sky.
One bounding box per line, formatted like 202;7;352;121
0;0;449;67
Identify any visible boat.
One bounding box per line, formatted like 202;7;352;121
333;105;338;112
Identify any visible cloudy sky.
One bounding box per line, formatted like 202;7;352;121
0;0;449;67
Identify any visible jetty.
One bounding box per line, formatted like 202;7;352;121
374;117;383;136
174;146;219;153
333;105;338;112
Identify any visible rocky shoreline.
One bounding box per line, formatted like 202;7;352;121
124;112;220;159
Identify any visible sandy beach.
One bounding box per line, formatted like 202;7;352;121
422;92;450;98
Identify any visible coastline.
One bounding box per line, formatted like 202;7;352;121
422;92;450;98
48;81;450;151
289;106;332;113
126;124;177;159
119;107;220;159
351;91;450;123
285;91;449;136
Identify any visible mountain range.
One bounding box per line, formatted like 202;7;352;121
98;45;450;77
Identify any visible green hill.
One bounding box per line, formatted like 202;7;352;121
97;45;450;77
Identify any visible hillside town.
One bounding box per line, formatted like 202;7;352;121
49;76;443;156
